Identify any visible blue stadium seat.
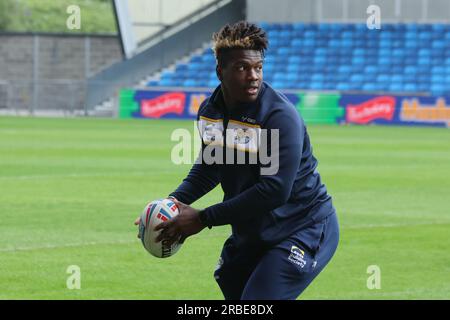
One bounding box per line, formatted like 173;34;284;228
418;57;432;66
364;66;378;74
352;56;365;65
202;55;215;63
277;47;290;56
272;81;286;89
338;65;352;74
379;38;392;47
389;83;403;92
431;75;445;83
403;74;417;83
403;83;418;92
147;80;159;86
286;64;301;73
376;74;391;83
286;73;299;82
393;48;405;57
391;75;403;83
310;82;324;90
311;74;324;82
291;38;303;48
350;74;364;83
404;66;417;75
418;48;432;57
362;83;378;91
314;56;327;65
183;79;198;87
378;57;392;66
287;56;302;64
207;80;219;88
159;79;175;87
432;40;446;49
190;56;203;63
432;66;445;74
404;31;417;40
431;84;445;94
404;40;419;48
352;48;365;56
419;31;432;40
273;73;286;82
292;23;306;31
302;39;315;47
336;83;350;91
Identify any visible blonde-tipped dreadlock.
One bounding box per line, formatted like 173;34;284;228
212;21;268;66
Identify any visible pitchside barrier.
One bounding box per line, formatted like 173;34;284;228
119;87;450;128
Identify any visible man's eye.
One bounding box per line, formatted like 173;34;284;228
237;66;245;71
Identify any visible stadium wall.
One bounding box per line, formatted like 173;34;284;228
118;88;450;128
0;33;122;114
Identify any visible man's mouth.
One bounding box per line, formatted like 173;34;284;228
245;86;259;95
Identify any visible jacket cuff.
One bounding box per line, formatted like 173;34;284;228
198;209;213;229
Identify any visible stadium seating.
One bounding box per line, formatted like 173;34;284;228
147;23;450;95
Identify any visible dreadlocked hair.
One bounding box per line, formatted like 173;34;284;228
212;21;268;67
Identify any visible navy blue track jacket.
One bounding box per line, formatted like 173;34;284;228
170;82;335;247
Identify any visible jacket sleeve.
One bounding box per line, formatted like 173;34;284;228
201;104;304;226
168;99;220;205
168;149;220;205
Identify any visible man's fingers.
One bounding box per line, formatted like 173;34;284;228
155;228;172;243
155;226;183;245
135;216;141;239
154;221;168;231
155;222;171;242
172;198;187;209
162;233;183;247
155;232;163;243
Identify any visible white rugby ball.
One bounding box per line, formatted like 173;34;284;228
138;198;182;258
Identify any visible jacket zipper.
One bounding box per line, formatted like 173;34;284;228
223;107;229;163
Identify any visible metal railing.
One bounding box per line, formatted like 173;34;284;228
0;79;88;116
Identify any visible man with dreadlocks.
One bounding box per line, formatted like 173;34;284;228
148;21;339;300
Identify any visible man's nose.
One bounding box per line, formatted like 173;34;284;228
247;68;259;81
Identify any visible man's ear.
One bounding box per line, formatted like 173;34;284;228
216;65;223;81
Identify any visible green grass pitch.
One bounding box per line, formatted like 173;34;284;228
0;116;449;299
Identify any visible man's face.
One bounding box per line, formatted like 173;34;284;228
218;49;263;105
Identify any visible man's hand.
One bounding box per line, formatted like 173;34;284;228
134;216;141;238
154;199;205;246
133;197;177;238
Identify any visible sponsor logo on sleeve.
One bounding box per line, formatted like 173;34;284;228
198;116;224;146
226;120;261;153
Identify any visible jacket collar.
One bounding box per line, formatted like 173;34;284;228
208;82;267;115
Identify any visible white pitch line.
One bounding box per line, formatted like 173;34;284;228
342;221;450;229
309;287;450;299
0;240;136;253
0;171;180;180
0;233;229;253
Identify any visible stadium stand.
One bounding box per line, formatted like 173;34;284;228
146;23;450;96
